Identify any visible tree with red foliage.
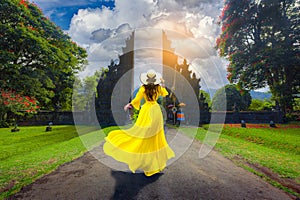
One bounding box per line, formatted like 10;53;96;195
0;0;87;111
216;0;300;115
0;89;40;126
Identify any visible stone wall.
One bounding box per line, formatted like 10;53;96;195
15;111;74;126
15;110;284;126
198;111;284;124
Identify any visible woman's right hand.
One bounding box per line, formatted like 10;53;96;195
160;78;165;88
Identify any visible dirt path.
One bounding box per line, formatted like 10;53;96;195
9;129;293;200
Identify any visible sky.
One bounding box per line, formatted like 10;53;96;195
32;0;230;90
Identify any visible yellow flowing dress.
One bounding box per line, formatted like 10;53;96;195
103;85;175;176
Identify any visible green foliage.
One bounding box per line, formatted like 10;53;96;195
0;120;10;128
0;90;40;126
72;76;85;111
293;98;300;112
212;84;252;111
72;70;103;111
248;99;275;111
0;0;87;111
200;90;212;108
216;0;300;114
132;109;140;122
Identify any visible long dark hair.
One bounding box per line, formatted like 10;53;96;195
143;84;159;101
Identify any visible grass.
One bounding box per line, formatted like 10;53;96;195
0;125;119;199
179;124;300;197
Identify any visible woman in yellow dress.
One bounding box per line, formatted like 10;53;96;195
103;69;175;176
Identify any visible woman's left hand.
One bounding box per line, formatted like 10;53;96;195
124;103;132;112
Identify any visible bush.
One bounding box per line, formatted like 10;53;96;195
212;84;251;111
0;120;10;128
284;113;298;122
248;99;275;111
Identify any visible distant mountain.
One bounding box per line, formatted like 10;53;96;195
250;91;272;100
203;88;272;100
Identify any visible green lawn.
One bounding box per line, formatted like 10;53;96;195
0;125;119;199
179;124;300;196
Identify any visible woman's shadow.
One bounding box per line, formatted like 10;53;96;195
110;170;162;200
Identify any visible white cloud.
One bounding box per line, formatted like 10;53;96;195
172;37;216;60
113;0;155;26
68;7;115;45
91;28;112;43
190;57;229;90
91;23;132;43
67;0;227;89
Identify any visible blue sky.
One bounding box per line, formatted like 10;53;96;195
34;0;115;30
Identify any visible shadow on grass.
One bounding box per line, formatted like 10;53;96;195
110;170;162;200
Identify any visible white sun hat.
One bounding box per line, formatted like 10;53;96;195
140;69;162;85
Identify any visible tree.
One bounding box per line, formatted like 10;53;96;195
248;99;275;111
0;0;87;111
240;89;252;110
248;99;263;111
199;90;212;108
72;70;102;111
216;0;300;114
212;84;252;111
71;76;85;111
0;89;39;127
